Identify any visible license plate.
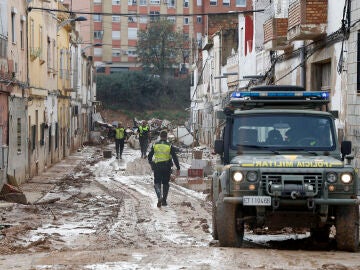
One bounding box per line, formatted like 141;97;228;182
243;196;271;206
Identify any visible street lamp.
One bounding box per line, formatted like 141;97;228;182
214;72;238;79
81;43;102;54
242;75;265;79
57;16;87;32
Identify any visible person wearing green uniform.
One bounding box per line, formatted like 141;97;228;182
115;122;126;159
138;120;150;158
148;130;180;207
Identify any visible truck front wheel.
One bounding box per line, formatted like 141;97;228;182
216;192;244;247
335;205;359;252
211;182;218;240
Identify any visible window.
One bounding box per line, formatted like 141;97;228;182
128;28;138;39
112;16;120;22
94;30;103;39
236;0;246;6
128;15;137;23
184;17;189;25
47;37;51;69
94;0;102;3
196;32;202;47
168;0;175;7
31;125;36;151
94;48;102;56
196;16;202;24
40;123;45;146
30;19;34;49
93;14;102;22
223;0;230;6
112;31;121;39
312;61;331;91
112;49;121;57
139;16;148;23
140;0;147;5
20;19;24;49
210;0;217;5
128;0;136;5
127;48;137;56
11;11;16;43
55;123;58;149
167;16;176;23
17;118;21;153
232;114;335;150
150;0;160;4
197;0;202;5
113;0;120;4
60;50;63;78
39;26;43;59
184;0;189;7
150;11;160;22
53;40;56;71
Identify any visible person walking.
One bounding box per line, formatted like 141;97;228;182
148;130;180;207
138;120;150;158
114;122;126;159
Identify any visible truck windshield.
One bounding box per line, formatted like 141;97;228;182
231;114;336;151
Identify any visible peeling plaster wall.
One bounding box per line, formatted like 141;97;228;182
346;2;360;169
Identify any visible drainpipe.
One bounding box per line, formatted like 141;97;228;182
300;41;306;89
25;6;30;97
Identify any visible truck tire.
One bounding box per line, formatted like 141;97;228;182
335;205;359;252
212;199;218;240
216;192;244;247
211;180;218;240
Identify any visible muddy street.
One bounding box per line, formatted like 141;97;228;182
0;144;359;270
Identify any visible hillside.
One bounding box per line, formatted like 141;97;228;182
98;108;189;127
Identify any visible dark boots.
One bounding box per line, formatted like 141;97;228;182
154;184;170;207
154;184;162;207
162;184;169;206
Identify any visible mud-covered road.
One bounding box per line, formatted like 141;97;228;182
0;145;359;270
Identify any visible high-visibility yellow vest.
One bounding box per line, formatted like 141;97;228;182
115;127;125;139
139;125;149;136
153;141;171;163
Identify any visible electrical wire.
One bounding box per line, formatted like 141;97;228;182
27;6;265;17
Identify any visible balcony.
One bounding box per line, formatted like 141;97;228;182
263;18;291;51
287;0;327;41
202;36;213;51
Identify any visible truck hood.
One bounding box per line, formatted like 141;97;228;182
231;155;344;168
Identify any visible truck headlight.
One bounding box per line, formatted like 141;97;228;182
232;172;243;182
326;172;337;183
340;173;352;184
246;171;258;182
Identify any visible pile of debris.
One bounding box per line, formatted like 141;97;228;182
91;113;196;149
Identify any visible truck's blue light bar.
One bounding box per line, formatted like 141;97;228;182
231;91;330;100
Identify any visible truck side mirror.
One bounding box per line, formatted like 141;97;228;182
341;141;352;157
214;139;224;154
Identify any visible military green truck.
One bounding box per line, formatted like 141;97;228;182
211;85;360;251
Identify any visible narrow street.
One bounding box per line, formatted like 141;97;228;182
0;144;359;270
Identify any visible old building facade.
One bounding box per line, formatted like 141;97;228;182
190;0;360;166
346;0;360;168
0;0;97;189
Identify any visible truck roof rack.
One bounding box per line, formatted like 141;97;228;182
249;85;305;92
224;86;330;113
